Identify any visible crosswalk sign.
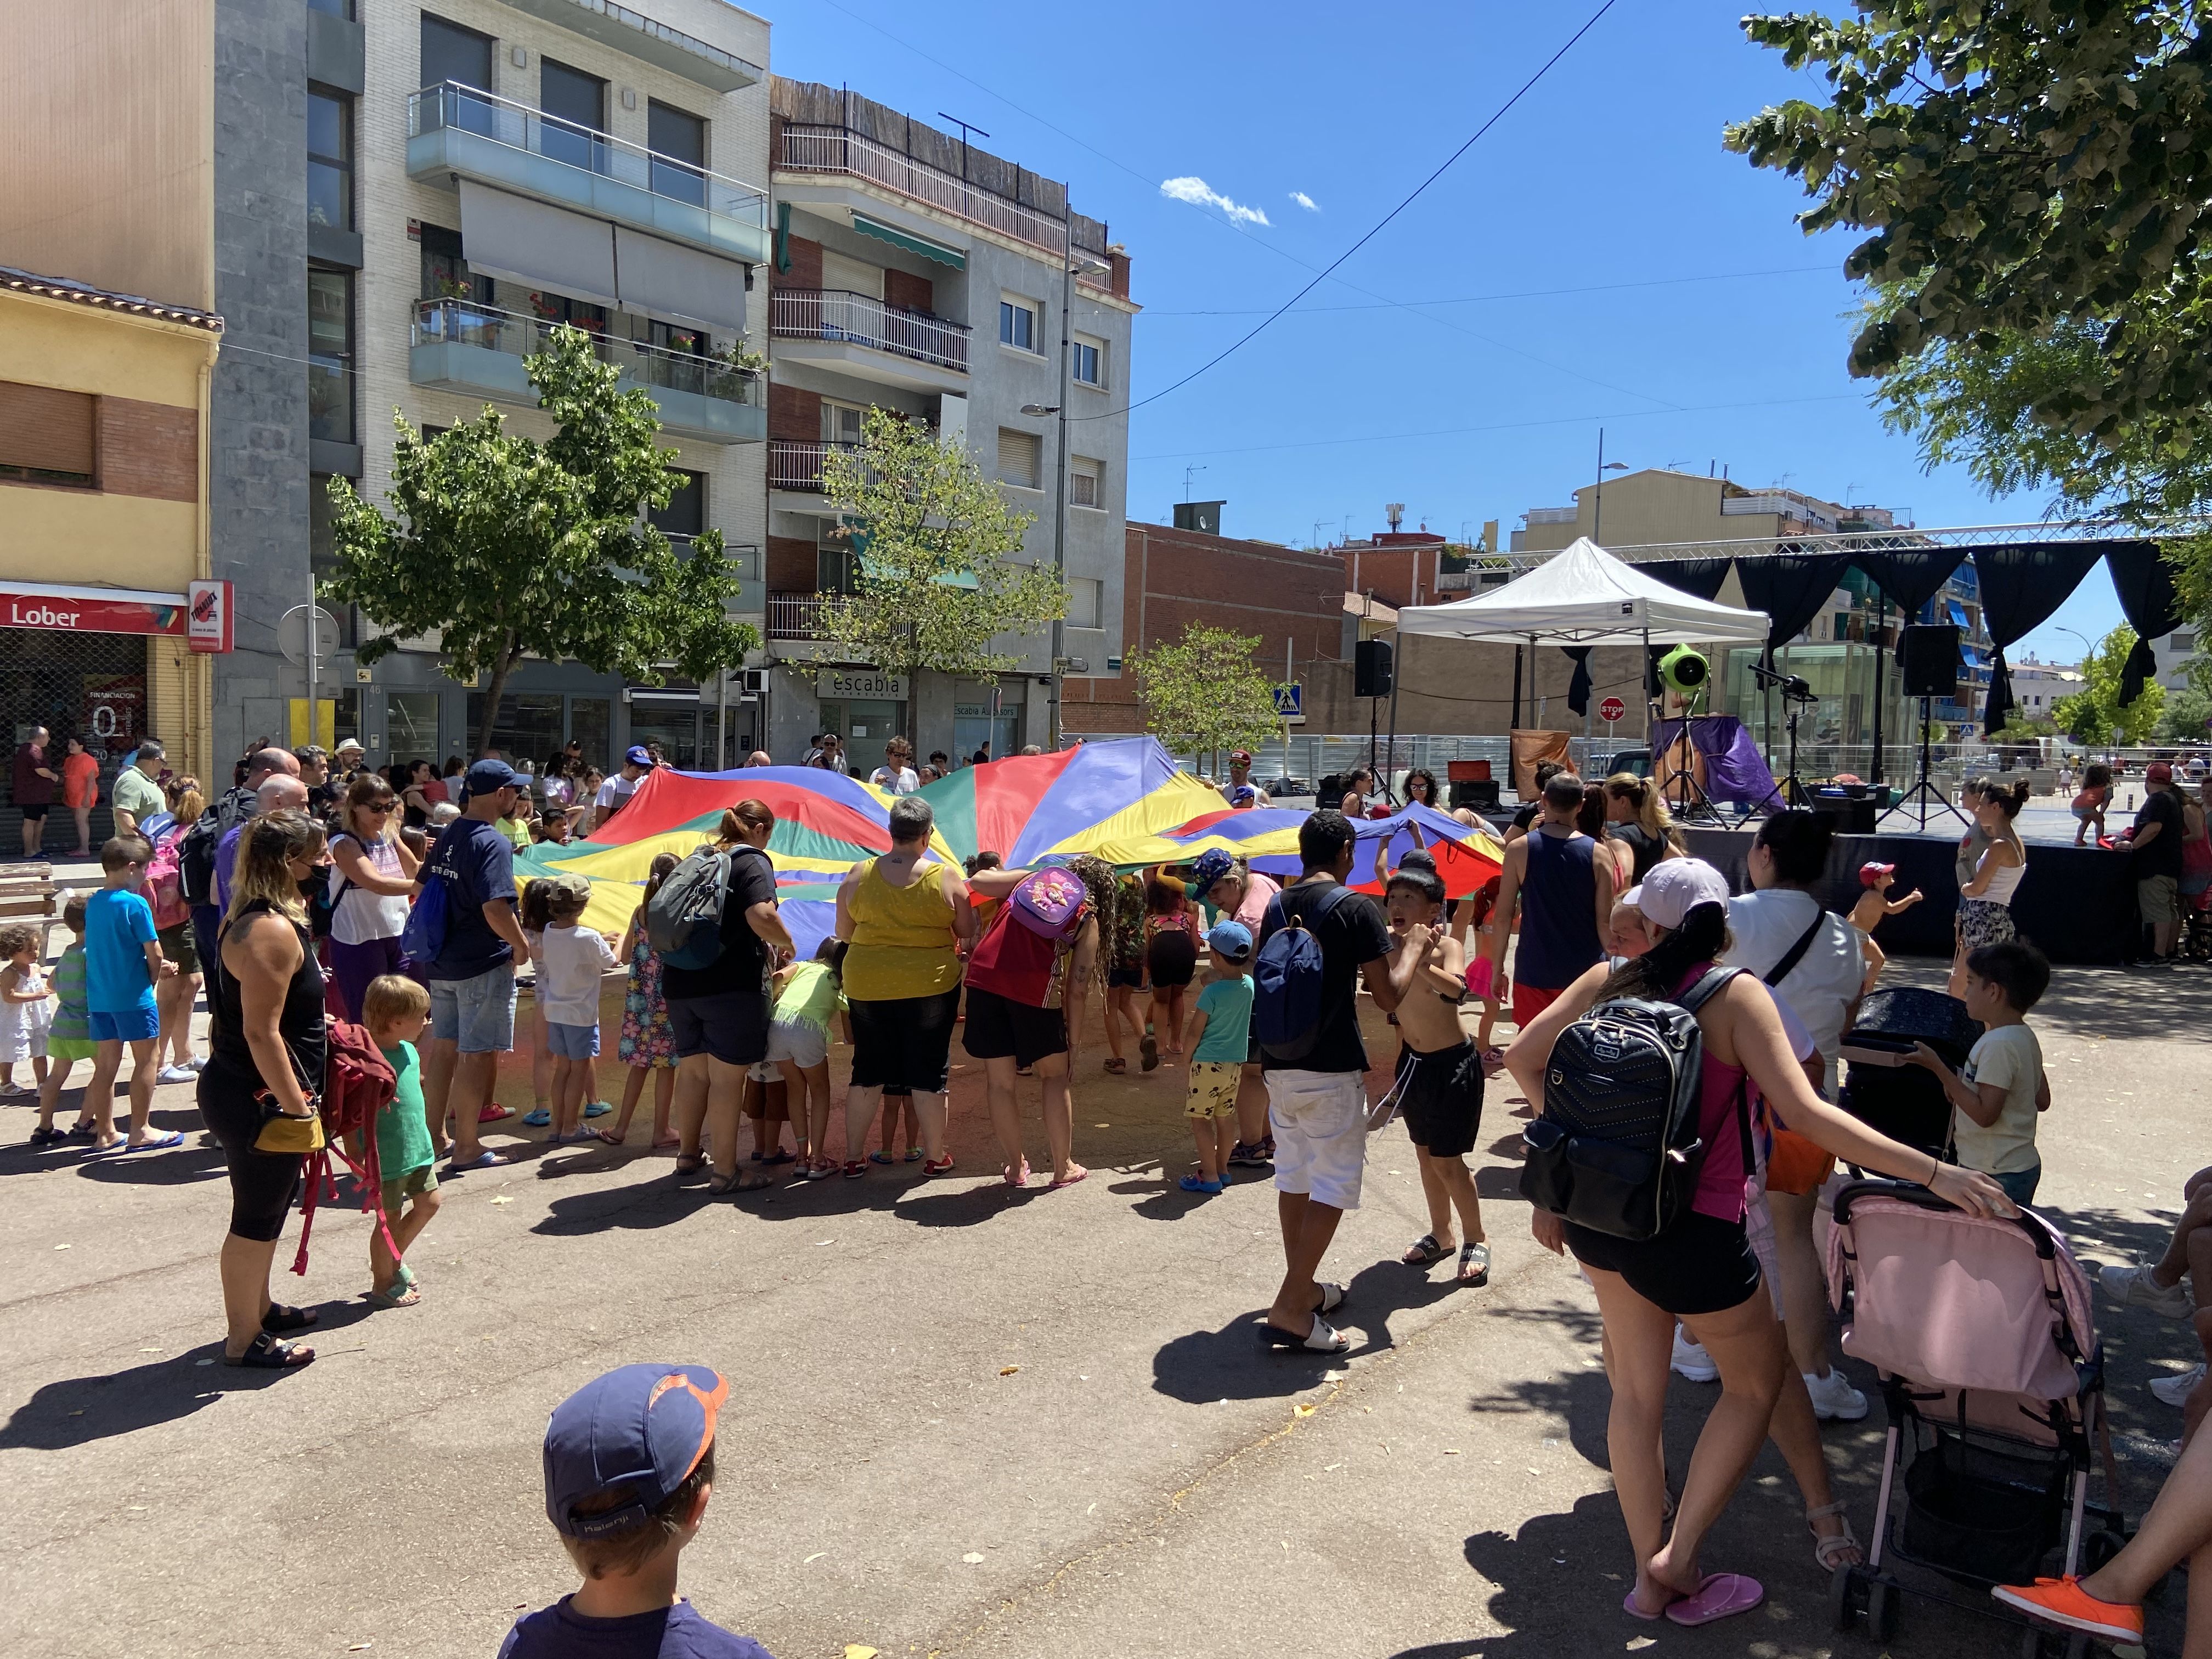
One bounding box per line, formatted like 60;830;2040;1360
1272;682;1303;724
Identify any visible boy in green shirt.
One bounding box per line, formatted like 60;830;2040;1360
1178;920;1256;1195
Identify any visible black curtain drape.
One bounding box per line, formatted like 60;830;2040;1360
1644;557;1735;603
1850;546;1968;618
1734;552;1855;656
1972;541;2109;736
2104;541;2185;704
1562;647;1593;716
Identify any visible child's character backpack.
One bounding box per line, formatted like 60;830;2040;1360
285;1019;400;1277
144;825;192;931
1518;966;1748;1242
965;868;1090;1007
1251;884;1354;1063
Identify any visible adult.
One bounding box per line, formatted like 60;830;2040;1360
816;733;849;775
1507;858;2010;1626
1602;772;1681;882
928;749;952;777
836;795;973;1178
1951;776;2029;995
11;725;57;858
1577;782;1635;897
1334;766;1375;817
962;856;1112;1188
1223;749;1273;807
1020;744;1045;756
1400;767;1440;811
744;750;774;769
2185;777;2212;926
330;738;366;792
110;738;168;842
1482;770;1611;1031
60;735;100;857
585;747;653;835
1255;810;1409;1352
1189;848;1283;1167
215;775;309;917
295;746;336;819
153;778;208;1083
438;755;465;800
399;759;440;828
1504;760;1568;845
2125;760;2188;963
191;747;301;977
1720;810;1869;1424
416;758;531;1171
868;738;921;797
198;808;329;1369
325;774;422;1022
665;802;791;1195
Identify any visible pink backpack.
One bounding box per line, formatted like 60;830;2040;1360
145;826;190;930
1006;867;1088;938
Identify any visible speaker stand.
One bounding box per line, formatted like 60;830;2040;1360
1751;701;1811;815
1650;695;1728;825
1878;696;1968;832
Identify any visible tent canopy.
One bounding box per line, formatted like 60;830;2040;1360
1396;537;1771;646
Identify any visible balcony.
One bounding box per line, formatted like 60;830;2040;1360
766;591;832;639
407;82;770;267
410;298;765;444
778;123;1066;258
667;534;764;613
769;438;861;493
769;288;969;392
491;0;762;92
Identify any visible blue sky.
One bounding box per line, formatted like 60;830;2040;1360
766;0;2121;663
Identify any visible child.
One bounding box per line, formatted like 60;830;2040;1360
83;837;176;1153
501;1362;777;1659
521;879;609;1131
1100;870;1148;1075
0;922;52;1100
1379;863;1489;1285
1458;872;1506;1058
739;1067;793;1170
31;896;92;1144
770;938;849;1181
876;1087;919;1164
2072;761;2113;846
399;824;429;865
1848;861;1924;995
1143;873;1201;1060
1178;920;1255;1193
606;853;679;1149
534;810;573;847
1910;939;2052;1207
535;874;620;1144
362;974;441;1308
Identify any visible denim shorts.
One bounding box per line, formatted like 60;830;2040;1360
1988;1161;2042;1208
545;1019;600;1060
89;1003;161;1044
428;964;517;1053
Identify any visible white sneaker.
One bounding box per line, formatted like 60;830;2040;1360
1804;1367;1870;1421
1671;1329;1719;1383
156;1065;198;1085
2148;1363;2206;1407
185;1055;207;1073
2098;1262;2194;1320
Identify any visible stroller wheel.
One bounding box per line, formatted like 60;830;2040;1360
1867;1578;1900;1643
2082;1528;2126;1575
1827;1564;1861;1634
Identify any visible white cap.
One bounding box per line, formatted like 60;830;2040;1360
1621;858;1731;930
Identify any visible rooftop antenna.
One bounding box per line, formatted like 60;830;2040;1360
1181;462;1208;502
936;111;989;180
1385;502;1405;532
1313;520;1330;549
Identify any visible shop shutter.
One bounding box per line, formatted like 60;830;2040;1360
996;427;1040;489
0;381;96;478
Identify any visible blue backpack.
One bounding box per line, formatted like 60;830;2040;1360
397;869;449;968
1251;883;1354;1063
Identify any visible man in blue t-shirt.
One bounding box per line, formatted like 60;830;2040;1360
83;837;178;1154
418;758;531;1172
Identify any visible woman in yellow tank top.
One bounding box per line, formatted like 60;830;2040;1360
836;794;974;1176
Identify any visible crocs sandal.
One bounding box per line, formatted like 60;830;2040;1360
476;1104;515;1123
1402;1232;1450;1266
1663;1573;1763;1628
1178;1175;1224;1194
520;1108;552;1127
1458;1241;1491;1285
1260;1313;1349;1353
870;1150;895;1165
581;1101;612;1118
226;1331;314;1369
902;1147;922;1161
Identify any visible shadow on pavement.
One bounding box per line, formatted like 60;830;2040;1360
0;1333;345;1449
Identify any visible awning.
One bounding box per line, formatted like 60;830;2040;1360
1;580;188;636
851;211;966;270
1946;599;1971;631
614;225;744;334
458;179;620;308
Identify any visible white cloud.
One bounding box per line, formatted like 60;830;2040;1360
1288;190;1319;212
1159;176;1271;227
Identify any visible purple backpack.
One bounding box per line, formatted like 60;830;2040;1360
1006;867;1088;938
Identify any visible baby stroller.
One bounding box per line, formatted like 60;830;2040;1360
1824;1181;2128;1655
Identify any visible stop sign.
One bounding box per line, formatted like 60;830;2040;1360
1598;696;1627;723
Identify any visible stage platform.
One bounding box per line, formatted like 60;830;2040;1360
1679;822;2143;966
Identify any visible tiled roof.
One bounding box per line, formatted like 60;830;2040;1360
0;266;223;332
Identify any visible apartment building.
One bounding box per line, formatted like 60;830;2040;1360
758;79;1136;763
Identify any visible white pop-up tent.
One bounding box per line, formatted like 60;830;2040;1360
1396;537;1770;646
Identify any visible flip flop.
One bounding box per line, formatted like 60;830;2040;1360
367;1282;420;1309
1402;1232;1451;1266
225;1331;314;1369
476;1104;515;1123
1458;1242;1491;1285
444;1149;507;1172
1260;1313;1349;1353
1663;1573;1763;1628
122;1131;186;1152
1005;1161;1032;1188
1047;1166;1088;1189
1622;1586;1677;1622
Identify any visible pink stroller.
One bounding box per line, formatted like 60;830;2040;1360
1824;1182;2128;1655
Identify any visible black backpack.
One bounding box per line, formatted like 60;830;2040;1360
177;787;251;909
1519;965;1750;1242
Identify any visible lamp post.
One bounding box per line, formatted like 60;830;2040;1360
1592;427;1628;544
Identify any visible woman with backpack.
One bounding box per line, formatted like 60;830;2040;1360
325;774;423;1023
1506;857;2012;1629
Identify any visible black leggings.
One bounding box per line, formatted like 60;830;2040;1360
196;1060;305;1243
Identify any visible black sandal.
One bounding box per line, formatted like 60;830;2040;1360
261;1304;319;1335
227;1331;315;1369
672;1152;707;1178
1402;1232;1451;1266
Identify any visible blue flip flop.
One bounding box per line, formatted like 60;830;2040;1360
444;1149;506;1172
121;1131;186;1153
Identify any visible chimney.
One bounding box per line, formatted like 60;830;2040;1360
1106;242;1131;301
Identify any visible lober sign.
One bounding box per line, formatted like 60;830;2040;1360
0;585;189;638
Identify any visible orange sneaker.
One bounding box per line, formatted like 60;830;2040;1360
1991;1577;2143;1645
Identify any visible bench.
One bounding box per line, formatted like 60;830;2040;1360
0;865;65;955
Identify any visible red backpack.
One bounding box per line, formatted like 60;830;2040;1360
966;869;1090;1007
289;1019;400;1277
144;824;191;930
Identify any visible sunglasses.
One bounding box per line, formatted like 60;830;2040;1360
362;800;396;815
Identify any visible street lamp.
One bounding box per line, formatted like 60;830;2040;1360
1022;369;1070;751
1592;426;1629;544
2052;625;2095;667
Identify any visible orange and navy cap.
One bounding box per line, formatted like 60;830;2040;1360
543;1363;726;1538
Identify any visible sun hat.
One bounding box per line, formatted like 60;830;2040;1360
1622;858;1730;930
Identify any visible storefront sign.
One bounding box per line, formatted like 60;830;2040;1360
817;669;907;701
0;584;187;637
188;580;233;653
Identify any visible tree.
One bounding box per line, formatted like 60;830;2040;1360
2051;625;2165;745
814;407;1066;684
2157;683;2212;742
325;325;759;755
1125;622;1283;775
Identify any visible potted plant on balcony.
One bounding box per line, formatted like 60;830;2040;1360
708;340;767;402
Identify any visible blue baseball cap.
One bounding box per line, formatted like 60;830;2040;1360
625;744;653;768
1207;918;1253;960
1191;848;1237;888
462;758;519;799
543;1363;727;1539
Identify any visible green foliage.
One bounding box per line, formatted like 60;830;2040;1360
2051;625;2165;744
1990;713;2059;743
2157;684;2212;741
814;407;1064;682
325;325;759;754
1125;622;1284;771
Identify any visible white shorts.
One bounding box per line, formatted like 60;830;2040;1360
1266;1069;1369;1211
764;1017;828;1071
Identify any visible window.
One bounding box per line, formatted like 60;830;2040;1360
818;544;861;594
307;0;353;15
540;59;607;172
1066;577;1102;630
822;400;866;448
999;298;1037;352
2174;631;2198;653
651;469;706;539
1071;335;1102;387
647;100;707;206
419;222;492;304
308;269;354;444
996;427;1042;489
307;88;353;230
1071;455;1102;509
421;14;493;91
0;381;97;487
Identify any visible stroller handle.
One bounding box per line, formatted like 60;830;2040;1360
1831;1178;2058;1260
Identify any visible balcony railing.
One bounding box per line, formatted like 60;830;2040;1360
769;438;860;492
778;123;1064;256
413;299;765;408
769;289;969;373
408;81;768;256
767;591;832;638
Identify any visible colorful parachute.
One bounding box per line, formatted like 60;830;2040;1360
1092;801;1504;899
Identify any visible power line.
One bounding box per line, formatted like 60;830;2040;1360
1074;0;1623;422
1138;264;1838;317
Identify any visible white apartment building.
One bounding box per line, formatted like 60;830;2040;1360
2149;627;2200;695
2009;654;2083;718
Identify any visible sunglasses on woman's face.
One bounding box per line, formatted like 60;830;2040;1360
363;800;395;815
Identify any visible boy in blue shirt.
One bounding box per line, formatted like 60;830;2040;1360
83;837;176;1154
1178;919;1256;1195
500;1363;776;1659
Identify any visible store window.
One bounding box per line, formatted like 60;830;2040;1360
627;701;699;768
3;634;147;783
568;697;611;769
465;691;565;765
386;691;441;764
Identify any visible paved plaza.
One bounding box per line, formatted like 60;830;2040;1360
1;954;2205;1659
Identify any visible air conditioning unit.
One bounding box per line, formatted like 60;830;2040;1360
738;668;769;701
